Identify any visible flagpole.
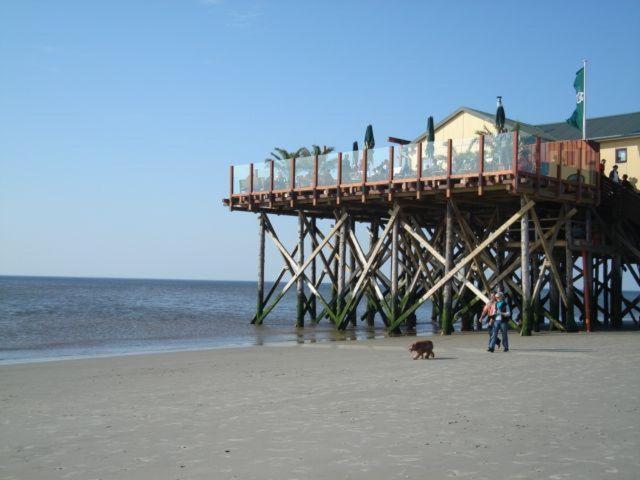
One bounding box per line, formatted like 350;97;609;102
582;58;587;140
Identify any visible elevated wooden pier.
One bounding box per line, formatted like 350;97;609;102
223;132;640;334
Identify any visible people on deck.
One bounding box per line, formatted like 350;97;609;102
599;159;606;175
488;291;511;353
609;165;620;183
621;174;634;191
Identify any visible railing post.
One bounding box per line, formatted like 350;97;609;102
512;129;519;192
361;148;368;203
388;145;395;201
337;152;342;204
229;165;234;211
249;163;254;208
556;143;563;198
478;135;484;196
535;136;541;195
313;154;318;206
446;139;452;198
290;157;295;191
269;160;274;194
417;142;422;199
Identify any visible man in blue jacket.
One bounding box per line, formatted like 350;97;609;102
488;291;511;352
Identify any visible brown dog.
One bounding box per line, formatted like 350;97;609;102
408;340;435;360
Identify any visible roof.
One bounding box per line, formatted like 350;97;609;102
413;106;555;143
535;111;640;141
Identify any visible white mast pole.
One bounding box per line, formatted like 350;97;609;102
582;58;587;140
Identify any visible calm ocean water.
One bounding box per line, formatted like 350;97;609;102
0;276;437;364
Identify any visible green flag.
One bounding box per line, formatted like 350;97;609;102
566;67;585;131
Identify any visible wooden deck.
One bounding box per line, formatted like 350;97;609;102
224;136;600;217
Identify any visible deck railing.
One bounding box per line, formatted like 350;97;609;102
228;132;600;203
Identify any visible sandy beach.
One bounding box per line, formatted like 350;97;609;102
1;332;639;480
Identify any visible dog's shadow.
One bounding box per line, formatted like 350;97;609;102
422;356;458;361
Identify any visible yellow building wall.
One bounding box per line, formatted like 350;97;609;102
434;112;496;141
599;137;640;188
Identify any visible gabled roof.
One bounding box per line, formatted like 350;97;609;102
535;111;640;141
413;106;556;142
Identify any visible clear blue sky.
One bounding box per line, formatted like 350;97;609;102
1;0;639;281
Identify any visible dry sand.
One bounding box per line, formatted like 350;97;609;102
1;332;639;480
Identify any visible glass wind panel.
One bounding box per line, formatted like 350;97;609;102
484;133;514;172
541;142;560;179
295;155;314;189
234;164;251;194
341;150;362;184
394;143;419;179
422;140;447;177
561;141;580;184
366;147;390;182
252;161;271;193
583;142;597;186
317;152;339;187
517;133;537;174
451;137;479;175
272;158;290;190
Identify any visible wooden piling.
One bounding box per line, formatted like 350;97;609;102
310;217;317;323
255;213;266;323
520;197;533;335
441;200;454;335
296;211;305;328
391;208;399;327
564;207;577;331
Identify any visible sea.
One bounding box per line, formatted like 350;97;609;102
0;276;437;365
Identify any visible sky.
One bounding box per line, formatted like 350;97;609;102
1;0;639;282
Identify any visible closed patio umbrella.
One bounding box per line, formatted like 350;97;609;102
495;96;506;133
426;116;435;142
364;125;375;150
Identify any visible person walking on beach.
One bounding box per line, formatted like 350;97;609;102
479;292;501;349
488;291;511;353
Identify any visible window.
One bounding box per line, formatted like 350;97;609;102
615;148;627;163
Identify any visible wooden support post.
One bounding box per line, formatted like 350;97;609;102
296;211;305;328
565;208;577;331
520;196;533;335
338;209;347;318
310;217;317;323
349;217;357;326
603;257;609;327
391;207;399;329
365;220;378;326
611;251;623;329
531;251;542;332
549;277;560;330
256;213;266;322
441;200;454;334
582;250;592;332
584;209;594;331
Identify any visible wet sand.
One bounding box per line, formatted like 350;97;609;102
1;332;639;479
